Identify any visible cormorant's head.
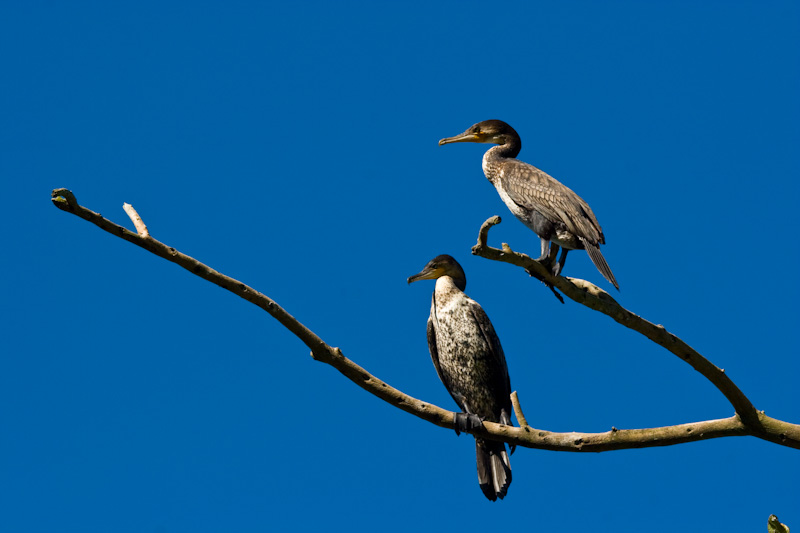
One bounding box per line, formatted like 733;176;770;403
439;120;519;146
407;254;467;291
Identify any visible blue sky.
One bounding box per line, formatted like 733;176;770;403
2;2;798;531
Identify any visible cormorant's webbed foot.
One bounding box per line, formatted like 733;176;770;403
454;412;484;436
526;255;554;278
522;239;565;303
534;256;554;273
524;267;565;304
530;239;562;276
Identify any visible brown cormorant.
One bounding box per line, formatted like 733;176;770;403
408;255;513;501
439;120;619;290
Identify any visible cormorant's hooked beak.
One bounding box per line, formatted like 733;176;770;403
438;131;481;146
407;266;442;284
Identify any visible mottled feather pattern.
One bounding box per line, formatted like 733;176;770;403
428;277;511;422
427;275;513;501
469;305;512;410
486;154;605;245
410;254;514;501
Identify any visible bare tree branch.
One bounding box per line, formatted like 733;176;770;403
472;218;760;423
51;189;800;451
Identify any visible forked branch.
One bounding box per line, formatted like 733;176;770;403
51;189;800;451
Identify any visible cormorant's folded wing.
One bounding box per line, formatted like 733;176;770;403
499;159;605;245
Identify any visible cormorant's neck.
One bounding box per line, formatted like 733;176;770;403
482;136;521;181
435;274;466;294
491;134;521;159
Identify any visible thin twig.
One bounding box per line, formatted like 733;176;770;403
510;391;528;428
122;203;149;237
50;189;800;451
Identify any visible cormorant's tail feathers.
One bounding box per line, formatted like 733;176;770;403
580;238;619;290
476;440;511;501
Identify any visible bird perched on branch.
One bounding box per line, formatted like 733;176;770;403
408;254;513;501
440;119;619;290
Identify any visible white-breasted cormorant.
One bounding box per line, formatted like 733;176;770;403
439;119;619;290
408;255;513;501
